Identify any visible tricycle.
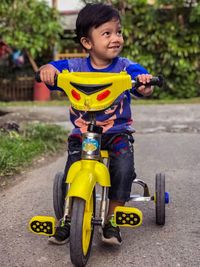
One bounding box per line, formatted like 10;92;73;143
29;70;169;267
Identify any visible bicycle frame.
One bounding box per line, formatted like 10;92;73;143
57;71;135;226
65;127;110;226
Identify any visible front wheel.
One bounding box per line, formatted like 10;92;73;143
70;190;95;267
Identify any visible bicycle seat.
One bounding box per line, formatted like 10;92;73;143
57;71;132;111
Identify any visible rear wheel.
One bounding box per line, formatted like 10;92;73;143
70;190;96;267
155;173;165;225
53;171;68;220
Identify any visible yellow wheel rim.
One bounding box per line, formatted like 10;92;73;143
154;193;156;203
82;194;94;256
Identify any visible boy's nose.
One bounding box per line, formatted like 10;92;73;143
112;34;122;42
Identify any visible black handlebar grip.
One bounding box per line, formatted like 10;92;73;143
35;71;57;86
35;71;42;83
135;75;164;88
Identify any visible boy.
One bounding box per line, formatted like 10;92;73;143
39;3;153;245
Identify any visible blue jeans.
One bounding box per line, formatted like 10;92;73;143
63;133;136;202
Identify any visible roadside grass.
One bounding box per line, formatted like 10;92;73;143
0;100;69;107
132;97;200;105
0;123;68;177
0;97;200;107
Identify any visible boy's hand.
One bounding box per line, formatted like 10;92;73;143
39;64;60;86
136;74;154;96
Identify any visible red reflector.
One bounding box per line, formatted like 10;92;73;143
97;90;111;101
71;89;81;100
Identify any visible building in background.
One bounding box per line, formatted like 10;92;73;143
46;0;84;11
48;0;86;59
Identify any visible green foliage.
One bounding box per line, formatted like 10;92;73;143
0;123;67;177
82;0;200;99
0;0;62;58
120;0;200;99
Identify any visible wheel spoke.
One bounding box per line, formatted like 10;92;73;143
82;195;93;255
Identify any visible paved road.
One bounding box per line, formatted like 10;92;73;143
0;104;200;267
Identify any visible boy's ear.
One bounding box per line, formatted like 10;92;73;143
80;37;92;50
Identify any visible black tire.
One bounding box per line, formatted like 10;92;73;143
155;173;165;225
53;171;68;220
70;190;96;267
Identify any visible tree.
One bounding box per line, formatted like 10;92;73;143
0;0;62;71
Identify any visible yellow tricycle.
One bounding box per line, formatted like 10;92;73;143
29;71;169;267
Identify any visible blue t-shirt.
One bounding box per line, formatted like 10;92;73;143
49;56;148;134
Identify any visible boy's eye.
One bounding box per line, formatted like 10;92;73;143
117;30;122;36
103;32;110;36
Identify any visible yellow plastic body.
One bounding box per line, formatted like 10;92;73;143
100;150;109;158
29;216;56;236
57;71;132;111
66;159;110;202
114;206;143;228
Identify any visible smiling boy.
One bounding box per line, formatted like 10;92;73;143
39;3;153;245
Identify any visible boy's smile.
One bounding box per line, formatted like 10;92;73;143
81;19;124;69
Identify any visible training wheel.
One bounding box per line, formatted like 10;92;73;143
155;173;167;225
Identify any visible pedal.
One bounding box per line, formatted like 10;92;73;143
29;216;56;236
114;206;143;228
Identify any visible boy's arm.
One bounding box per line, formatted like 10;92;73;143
136;74;153;96
126;63;153;97
39;59;69;86
39;64;59;86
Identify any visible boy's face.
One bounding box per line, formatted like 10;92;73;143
81;19;124;64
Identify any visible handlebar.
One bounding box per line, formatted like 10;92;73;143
35;72;42;82
35;71;163;88
35;71;58;85
133;75;163;88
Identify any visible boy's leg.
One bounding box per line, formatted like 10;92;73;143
102;133;136;245
107;200;125;217
62;134;82;195
49;134;82;245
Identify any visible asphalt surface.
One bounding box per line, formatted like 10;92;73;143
0;104;200;267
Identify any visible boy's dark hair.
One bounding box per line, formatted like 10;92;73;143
76;3;121;44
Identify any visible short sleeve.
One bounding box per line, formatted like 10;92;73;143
126;63;149;98
49;59;69;72
46;60;69;91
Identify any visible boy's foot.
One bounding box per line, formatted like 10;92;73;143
48;221;70;245
102;221;122;245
